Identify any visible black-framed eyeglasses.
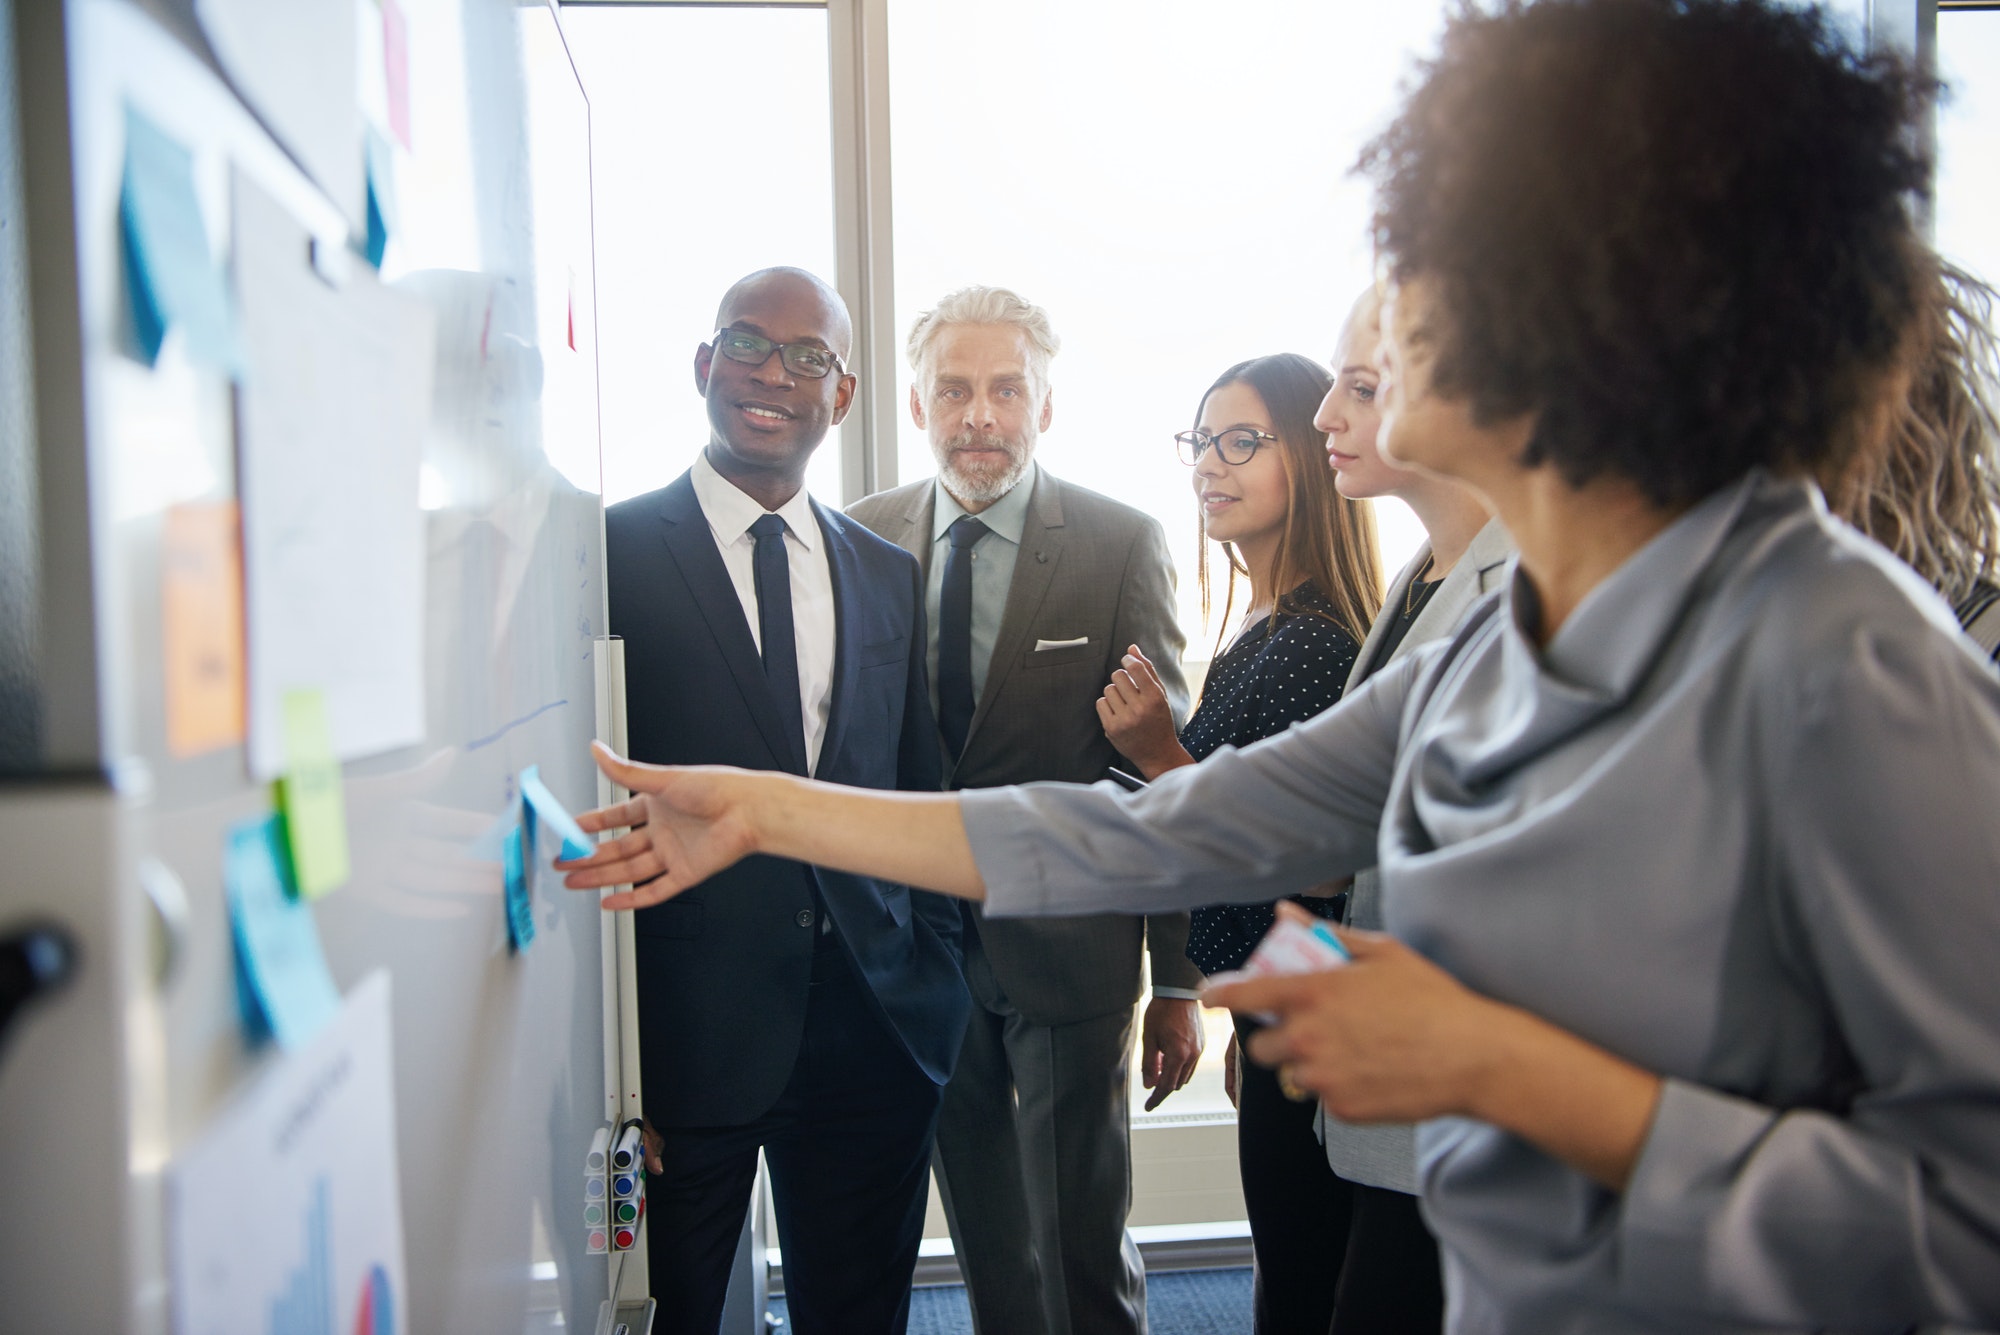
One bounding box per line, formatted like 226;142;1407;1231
1175;428;1279;466
710;328;848;380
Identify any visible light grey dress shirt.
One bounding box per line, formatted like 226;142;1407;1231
923;465;1035;715
959;472;2000;1332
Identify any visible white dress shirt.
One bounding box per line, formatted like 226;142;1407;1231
688;451;835;774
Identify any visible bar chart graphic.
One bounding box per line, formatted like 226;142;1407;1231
268;1178;332;1335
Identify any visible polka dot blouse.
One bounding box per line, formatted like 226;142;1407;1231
1181;582;1363;976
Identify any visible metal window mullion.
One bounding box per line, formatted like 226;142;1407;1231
827;0;898;505
1870;0;1940;234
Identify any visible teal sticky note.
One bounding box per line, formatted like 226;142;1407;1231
520;764;594;861
120;104;244;374
503;817;535;953
224;815;341;1049
363;128;397;269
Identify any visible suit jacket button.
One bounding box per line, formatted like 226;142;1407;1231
795;909;815;929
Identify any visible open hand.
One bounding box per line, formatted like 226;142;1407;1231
1096;644;1193;780
555;742;761;910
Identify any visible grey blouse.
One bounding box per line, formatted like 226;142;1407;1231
960;472;2000;1333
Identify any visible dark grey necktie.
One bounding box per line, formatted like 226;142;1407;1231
937;515;990;760
749;513;806;771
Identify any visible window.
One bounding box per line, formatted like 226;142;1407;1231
562;5;845;508
885;0;1447;654
1938;8;2000;288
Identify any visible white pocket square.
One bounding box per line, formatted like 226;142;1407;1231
1034;636;1089;651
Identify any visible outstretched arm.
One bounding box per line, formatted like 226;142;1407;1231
557;742;986;910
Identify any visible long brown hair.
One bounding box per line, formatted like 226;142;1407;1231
1194;354;1384;656
1828;259;2000;604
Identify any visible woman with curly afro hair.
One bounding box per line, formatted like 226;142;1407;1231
557;2;2000;1328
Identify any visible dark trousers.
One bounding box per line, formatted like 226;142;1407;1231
1235;1018;1445;1334
645;942;944;1335
1331;1182;1444;1333
932;935;1146;1335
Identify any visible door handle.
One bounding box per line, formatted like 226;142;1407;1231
0;923;77;1058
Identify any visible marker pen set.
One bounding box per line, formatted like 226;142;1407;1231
585;1121;647;1255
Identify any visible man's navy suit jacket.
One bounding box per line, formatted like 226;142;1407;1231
606;469;969;1129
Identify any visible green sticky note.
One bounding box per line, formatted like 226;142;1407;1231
276;688;350;899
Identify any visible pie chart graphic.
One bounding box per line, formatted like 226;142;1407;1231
353;1265;395;1335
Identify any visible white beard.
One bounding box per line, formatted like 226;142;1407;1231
933;429;1034;505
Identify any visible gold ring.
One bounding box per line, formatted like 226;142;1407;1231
1277;1065;1309;1103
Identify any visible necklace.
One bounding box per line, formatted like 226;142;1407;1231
1405;554;1436;615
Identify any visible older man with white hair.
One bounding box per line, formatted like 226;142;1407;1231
850;286;1203;1335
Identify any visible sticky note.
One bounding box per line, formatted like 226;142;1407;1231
520;764;594;861
119;104;243;374
162;502;247;757
225;814;341;1050
276;688;351;899
381;0;412;150
363;128;397;269
503;817;535;953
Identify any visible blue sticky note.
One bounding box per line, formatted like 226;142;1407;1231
119;104;243;374
503;817;535;953
520;764;594;861
224;815;341;1049
363;128;397;269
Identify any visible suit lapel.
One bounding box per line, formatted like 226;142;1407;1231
1347;542;1431;692
813;498;859;773
958;471;1065;767
656;475;808;775
886;484;936;575
1405;517;1512;649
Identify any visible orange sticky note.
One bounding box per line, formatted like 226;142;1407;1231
162;501;246;757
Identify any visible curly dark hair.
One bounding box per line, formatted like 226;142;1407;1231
1361;0;1934;508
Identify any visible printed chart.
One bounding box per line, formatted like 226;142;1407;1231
170;972;408;1335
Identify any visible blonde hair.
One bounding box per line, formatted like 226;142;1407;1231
906;286;1061;393
1829;259;2000;604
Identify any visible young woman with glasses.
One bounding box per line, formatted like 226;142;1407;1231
1093;352;1382;1333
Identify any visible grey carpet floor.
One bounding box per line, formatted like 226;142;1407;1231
767;1267;1255;1335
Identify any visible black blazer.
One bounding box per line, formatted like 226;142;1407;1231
607;470;967;1128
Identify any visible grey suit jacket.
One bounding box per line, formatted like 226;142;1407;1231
1324;515;1513;1192
849;467;1206;1025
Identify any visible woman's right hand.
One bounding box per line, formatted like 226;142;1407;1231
558;743;763;909
1096;644;1195;780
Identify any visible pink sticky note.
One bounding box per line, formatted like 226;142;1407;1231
382;0;412;150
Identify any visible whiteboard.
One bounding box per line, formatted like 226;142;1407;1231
39;0;626;1329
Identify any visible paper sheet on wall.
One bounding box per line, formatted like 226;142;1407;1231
170;971;408;1335
233;169;436;779
193;0;365;233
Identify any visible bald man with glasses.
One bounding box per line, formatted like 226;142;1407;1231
605;267;969;1334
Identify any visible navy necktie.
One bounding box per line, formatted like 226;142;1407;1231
937;515;990;760
750;513;806;771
